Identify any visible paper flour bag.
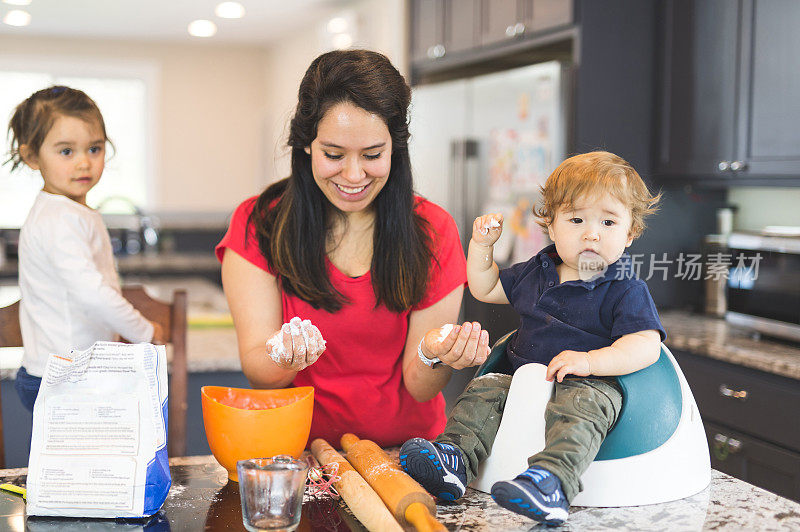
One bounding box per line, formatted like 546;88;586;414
26;341;171;518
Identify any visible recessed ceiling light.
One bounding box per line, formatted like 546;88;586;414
3;9;31;26
215;1;245;19
327;17;348;34
2;0;32;6
188;19;217;38
332;33;353;50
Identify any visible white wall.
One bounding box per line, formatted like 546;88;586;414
261;0;408;184
0;35;267;213
0;0;407;212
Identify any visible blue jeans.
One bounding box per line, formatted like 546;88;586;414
15;366;41;411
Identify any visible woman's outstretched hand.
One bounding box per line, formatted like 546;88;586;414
422;321;490;370
266;316;327;371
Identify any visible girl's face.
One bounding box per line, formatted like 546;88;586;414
23;115;105;206
307;101;392;215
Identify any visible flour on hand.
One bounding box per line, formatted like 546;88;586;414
437;323;456;343
479;217;501;235
266;316;327;367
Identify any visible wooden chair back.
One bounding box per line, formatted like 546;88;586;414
0;288;188;469
0;300;21;468
122;286;188;457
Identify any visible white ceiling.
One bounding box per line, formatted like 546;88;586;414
0;0;349;45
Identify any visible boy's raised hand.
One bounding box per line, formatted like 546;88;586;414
422;321;490;370
546;349;592;382
471;213;503;247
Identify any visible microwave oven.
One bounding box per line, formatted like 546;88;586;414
724;232;800;342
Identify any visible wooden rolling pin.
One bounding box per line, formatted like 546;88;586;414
310;438;403;532
340;433;446;532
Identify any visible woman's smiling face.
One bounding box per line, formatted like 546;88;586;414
307;101;392;214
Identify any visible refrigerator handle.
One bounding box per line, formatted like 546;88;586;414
449;139;480;251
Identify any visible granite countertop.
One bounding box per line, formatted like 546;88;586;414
181;308;800;380
3;273;799;382
0;277;241;380
0;251;220;278
660;310;800;381
1;454;799;531
115;252;220;274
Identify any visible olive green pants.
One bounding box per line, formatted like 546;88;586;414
435;372;622;502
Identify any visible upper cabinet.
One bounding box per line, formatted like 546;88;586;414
410;0;481;62
410;0;573;66
656;0;800;179
480;0;573;46
480;0;523;46
743;0;800;175
410;0;445;62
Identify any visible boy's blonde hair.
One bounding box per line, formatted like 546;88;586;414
534;151;661;239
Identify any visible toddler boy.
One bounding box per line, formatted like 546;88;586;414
401;151;665;525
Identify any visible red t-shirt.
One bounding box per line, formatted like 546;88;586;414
215;195;467;448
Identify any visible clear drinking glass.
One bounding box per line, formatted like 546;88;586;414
237;455;308;532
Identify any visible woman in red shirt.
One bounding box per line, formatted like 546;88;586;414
216;50;489;447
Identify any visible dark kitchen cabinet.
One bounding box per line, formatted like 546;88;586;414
673;348;800;502
656;0;800;179
704;422;800;503
480;0;574;47
410;0;445;62
480;0;573;46
480;0;524;46
410;0;481;62
409;0;573;68
656;0;739;177
446;0;481;55
526;0;573;33
738;0;800;175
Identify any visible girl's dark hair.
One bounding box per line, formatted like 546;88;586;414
5;85;110;172
249;49;434;313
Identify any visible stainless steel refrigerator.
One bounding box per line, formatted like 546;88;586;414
409;61;571;401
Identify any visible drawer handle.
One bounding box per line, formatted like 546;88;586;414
719;384;748;400
713;433;742;460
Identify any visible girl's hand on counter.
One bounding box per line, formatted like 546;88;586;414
423;321;490;370
266;317;326;371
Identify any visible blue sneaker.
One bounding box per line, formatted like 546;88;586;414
399;438;467;501
491;466;569;525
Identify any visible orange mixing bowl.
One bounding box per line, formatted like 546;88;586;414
201;386;314;481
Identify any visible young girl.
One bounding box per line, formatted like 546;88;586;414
6;86;163;411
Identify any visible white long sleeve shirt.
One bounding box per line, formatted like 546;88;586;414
18;191;154;377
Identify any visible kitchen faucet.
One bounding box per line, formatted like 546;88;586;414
96;196;159;255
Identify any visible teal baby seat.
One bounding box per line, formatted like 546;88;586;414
475;330;683;460
471;330;710;506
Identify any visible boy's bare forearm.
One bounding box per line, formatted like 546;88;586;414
586;330;661;376
467;239;501;300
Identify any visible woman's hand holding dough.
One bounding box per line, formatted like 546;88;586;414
422;322;490;370
266;316;327;371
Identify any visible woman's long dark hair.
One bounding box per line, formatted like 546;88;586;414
249;50;434;313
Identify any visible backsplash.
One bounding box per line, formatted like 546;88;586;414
728;187;800;232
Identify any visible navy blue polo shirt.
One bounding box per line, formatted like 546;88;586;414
499;244;666;372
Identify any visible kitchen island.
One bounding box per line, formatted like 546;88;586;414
1;454;799;531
